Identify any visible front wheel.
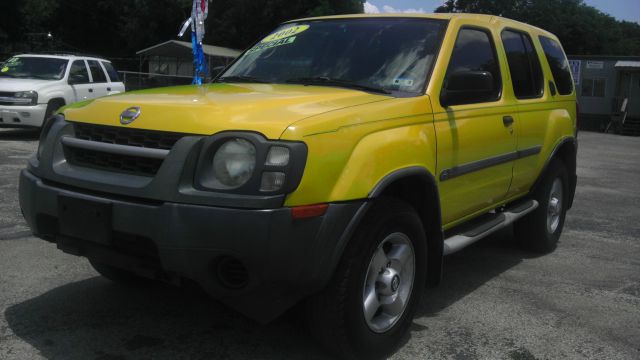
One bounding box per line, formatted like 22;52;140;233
515;159;568;253
306;198;427;359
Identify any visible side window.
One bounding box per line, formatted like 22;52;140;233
68;60;90;84
441;27;502;106
501;30;544;98
87;60;107;83
539;36;573;95
101;61;120;82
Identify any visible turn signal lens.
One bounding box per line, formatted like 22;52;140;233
260;171;286;192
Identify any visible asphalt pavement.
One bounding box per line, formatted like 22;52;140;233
0;129;639;360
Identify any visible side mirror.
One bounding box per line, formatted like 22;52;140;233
440;71;495;107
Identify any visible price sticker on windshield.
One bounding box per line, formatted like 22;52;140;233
1;67;8;73
261;25;309;43
247;25;310;54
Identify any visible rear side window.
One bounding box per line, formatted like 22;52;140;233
501;30;543;98
68;60;90;84
87;60;107;83
101;61;120;82
442;27;502;105
539;36;573;95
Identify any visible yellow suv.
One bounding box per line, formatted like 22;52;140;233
19;13;577;359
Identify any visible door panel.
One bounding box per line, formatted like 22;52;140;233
433;26;517;226
436;105;517;225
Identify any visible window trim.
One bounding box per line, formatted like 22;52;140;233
439;25;503;107
500;27;545;100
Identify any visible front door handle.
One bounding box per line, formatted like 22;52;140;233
503;115;514;127
88;88;93;93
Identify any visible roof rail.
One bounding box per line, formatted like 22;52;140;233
22;51;106;58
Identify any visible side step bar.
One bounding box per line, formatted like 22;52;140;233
443;199;539;255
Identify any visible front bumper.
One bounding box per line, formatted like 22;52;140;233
0;104;47;127
19;169;363;322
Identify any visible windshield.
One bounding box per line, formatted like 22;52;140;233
0;56;69;80
220;18;446;96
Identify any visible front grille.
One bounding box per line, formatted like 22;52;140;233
65;146;163;176
73;123;184;150
65;123;186;176
0;91;17;106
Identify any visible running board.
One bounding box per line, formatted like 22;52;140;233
443;200;539;255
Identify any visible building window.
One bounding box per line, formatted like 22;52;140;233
581;78;606;97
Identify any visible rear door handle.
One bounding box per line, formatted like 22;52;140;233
503;116;514;126
88;88;94;93
107;87;111;91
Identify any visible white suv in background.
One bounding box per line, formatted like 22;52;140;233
0;54;125;128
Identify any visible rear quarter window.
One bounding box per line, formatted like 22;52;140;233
538;36;573;95
101;61;120;82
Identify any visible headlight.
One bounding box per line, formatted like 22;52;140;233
14;91;38;106
194;132;307;196
212;138;256;188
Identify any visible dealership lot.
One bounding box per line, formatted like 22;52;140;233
0;129;638;360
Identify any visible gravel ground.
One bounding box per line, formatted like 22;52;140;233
0;129;639;360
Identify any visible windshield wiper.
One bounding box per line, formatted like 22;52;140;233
215;75;268;83
286;77;391;95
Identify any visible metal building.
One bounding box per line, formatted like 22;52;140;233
568;55;640;135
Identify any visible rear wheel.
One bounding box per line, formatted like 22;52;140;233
306;198;427;359
515;159;568;253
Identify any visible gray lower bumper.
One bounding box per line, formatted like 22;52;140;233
19;169;364;322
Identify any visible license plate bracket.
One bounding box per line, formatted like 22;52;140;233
58;195;112;245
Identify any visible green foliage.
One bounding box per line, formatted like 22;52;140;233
1;0;364;59
436;0;640;55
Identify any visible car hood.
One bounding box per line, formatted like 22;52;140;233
62;83;391;139
0;77;59;92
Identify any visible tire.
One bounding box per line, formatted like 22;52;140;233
89;259;146;285
306;198;427;360
515;158;569;253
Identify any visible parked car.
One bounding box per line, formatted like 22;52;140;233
0;54;125;128
19;14;577;359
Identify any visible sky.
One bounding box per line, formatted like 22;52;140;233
364;1;640;24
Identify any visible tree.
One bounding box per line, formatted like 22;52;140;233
1;0;364;63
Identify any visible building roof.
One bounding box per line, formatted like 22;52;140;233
615;61;640;69
136;40;241;59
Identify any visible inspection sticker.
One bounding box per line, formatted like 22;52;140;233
393;78;415;87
